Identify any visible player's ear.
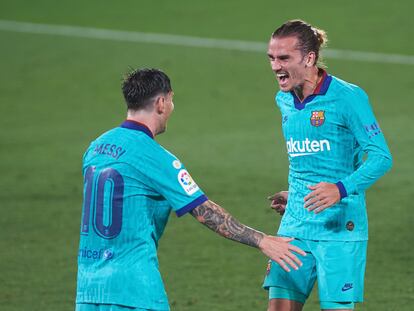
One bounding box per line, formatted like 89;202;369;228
154;95;166;114
305;51;316;67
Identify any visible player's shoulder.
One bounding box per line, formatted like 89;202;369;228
83;127;117;154
275;90;292;108
330;75;368;100
83;126;157;161
115;127;180;165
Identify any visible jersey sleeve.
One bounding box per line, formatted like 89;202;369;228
336;87;392;197
139;145;208;217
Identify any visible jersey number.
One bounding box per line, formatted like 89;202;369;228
81;166;124;239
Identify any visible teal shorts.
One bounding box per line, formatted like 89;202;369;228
263;238;367;304
75;304;162;311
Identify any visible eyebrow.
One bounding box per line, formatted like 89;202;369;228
267;53;290;60
278;55;290;60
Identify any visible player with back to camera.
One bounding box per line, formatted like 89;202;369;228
75;68;306;311
263;20;392;311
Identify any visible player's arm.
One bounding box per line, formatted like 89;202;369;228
190;199;305;272
335;88;392;195
304;88;392;213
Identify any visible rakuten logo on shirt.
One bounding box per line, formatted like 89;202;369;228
286;138;331;157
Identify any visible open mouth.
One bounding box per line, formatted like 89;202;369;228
276;72;290;85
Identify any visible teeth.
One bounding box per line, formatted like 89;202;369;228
277;73;288;78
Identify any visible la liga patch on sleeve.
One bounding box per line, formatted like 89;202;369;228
177;169;200;195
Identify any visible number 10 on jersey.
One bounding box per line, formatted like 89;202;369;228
81;166;124;239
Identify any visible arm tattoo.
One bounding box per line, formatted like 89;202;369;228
190;200;264;248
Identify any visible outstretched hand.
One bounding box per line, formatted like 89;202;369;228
268;191;288;215
259;236;306;272
304;182;340;214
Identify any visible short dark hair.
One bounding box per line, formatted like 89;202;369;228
272;19;328;66
122;68;172;110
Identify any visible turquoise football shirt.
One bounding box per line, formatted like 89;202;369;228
76;120;208;310
275;70;392;241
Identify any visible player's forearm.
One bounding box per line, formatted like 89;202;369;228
190;200;264;248
339;152;392;196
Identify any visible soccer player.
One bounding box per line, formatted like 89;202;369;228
75;68;306;311
263;20;392;311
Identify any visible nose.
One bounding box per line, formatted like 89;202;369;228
271;59;282;72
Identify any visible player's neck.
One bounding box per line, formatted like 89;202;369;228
126;111;158;137
294;67;321;101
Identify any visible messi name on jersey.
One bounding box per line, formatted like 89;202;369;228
93;143;127;160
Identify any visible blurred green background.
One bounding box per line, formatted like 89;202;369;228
0;0;413;310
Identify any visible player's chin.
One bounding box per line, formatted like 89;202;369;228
160;124;168;134
278;83;292;92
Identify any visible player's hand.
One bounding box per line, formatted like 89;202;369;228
304;182;340;214
259;235;306;272
267;191;288;215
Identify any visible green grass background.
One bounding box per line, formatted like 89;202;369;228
0;0;413;310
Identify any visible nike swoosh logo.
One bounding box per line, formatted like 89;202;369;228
342;286;353;292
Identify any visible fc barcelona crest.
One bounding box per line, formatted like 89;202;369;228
266;259;272;275
310;111;325;127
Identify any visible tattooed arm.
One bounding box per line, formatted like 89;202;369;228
190;199;263;247
190;200;306;272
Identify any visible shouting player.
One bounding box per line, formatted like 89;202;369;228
75;68;305;311
263;20;392;311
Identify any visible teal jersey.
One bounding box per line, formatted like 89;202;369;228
276;71;392;241
76;120;208;310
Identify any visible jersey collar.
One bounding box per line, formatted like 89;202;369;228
120;120;154;139
291;69;332;110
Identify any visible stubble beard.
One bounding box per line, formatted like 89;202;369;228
293;82;305;101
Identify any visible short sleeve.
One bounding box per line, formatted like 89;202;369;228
138;145;208;217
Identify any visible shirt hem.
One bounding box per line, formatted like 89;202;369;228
76;296;170;310
277;229;368;242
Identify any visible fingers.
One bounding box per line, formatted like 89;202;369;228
270;196;287;205
271;203;286;214
304;190;316;202
288;244;307;257
270;200;280;208
304;183;340;214
277;237;305;265
268;192;283;201
264;236;306;273
274;243;305;272
270;195;287;216
268;191;288;202
274;258;291;272
306;198;329;211
267;194;277;201
304;194;319;208
307;183;321;190
304;185;323;201
281;255;299;271
285;251;303;267
313;201;334;214
274;254;301;272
